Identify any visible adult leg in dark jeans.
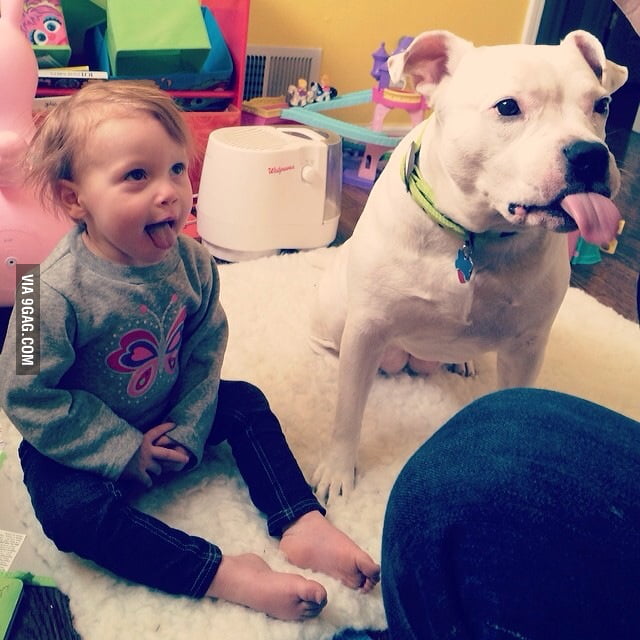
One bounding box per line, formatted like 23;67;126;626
381;388;640;640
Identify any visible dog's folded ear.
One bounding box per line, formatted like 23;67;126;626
387;30;474;101
562;30;628;94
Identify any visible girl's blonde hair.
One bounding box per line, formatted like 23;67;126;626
27;80;194;215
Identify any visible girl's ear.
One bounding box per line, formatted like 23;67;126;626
57;180;86;222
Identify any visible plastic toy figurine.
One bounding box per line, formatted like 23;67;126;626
286;77;315;107
310;74;336;102
0;0;70;306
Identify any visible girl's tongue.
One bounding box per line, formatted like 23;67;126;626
146;221;176;249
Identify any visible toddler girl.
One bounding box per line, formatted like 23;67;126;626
0;80;379;621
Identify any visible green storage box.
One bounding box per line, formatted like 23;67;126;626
60;0;106;66
105;0;211;76
31;42;71;68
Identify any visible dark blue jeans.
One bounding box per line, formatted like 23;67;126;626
382;388;640;640
19;380;324;598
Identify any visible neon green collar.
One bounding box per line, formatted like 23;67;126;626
400;135;517;283
401;139;468;238
401;136;476;282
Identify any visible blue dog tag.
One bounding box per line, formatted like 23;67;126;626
455;241;474;283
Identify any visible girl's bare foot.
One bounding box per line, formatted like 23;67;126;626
206;553;327;621
280;510;381;592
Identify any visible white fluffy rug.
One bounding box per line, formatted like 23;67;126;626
2;247;639;640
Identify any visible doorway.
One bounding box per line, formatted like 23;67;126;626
536;0;640;159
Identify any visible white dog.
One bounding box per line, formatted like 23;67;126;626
310;30;628;502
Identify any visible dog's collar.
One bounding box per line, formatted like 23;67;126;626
402;140;469;238
401;137;515;283
402;139;476;282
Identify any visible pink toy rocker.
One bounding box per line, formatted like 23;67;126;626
0;0;70;307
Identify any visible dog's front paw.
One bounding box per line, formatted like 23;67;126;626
447;361;477;377
312;457;356;505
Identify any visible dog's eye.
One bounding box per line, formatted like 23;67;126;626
495;99;521;117
594;96;611;115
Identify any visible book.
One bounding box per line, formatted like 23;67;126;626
37;68;108;79
33;96;70;111
0;575;23;640
37;68;108;91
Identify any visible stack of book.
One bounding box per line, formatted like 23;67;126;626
37;66;108;91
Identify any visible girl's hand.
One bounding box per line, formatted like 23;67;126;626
153;432;193;472
121;422;190;488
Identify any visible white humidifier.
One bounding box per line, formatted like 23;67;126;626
196;125;342;261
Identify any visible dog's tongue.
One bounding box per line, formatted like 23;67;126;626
560;192;621;245
146;221;176;249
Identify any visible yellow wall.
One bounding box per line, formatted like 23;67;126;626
248;0;531;124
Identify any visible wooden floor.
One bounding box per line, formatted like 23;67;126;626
569;129;640;323
337;130;640;324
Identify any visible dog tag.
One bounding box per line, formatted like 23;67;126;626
455;240;474;283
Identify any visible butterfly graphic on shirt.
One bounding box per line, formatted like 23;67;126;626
106;300;187;398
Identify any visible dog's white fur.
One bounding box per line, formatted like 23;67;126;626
310;30;628;502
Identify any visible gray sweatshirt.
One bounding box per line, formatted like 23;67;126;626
0;226;228;479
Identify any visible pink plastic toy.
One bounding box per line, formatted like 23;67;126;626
370;37;426;133
347;37;426;189
0;0;70;306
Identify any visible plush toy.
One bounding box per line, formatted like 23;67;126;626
0;0;70;306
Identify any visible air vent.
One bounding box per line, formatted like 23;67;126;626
244;45;322;101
